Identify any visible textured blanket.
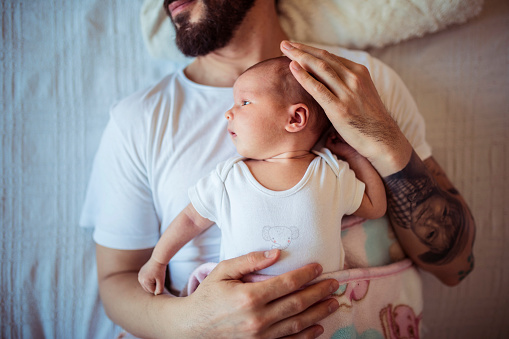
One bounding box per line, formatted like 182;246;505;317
183;217;423;338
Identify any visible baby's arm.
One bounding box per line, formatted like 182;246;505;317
326;133;387;219
138;203;214;295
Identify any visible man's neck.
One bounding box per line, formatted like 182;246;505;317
184;2;288;87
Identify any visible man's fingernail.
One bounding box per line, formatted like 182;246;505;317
330;280;339;293
282;40;294;50
315;264;323;276
290;61;302;71
264;249;277;258
328;299;339;313
314;326;324;337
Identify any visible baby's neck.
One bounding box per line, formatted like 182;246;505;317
262;150;315;163
244;151;316;191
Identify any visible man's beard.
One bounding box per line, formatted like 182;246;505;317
164;0;256;57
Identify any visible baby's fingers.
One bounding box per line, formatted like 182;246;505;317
154;278;165;296
326;137;357;160
138;273;156;294
142;281;156;294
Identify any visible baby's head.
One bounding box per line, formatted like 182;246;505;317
226;56;331;159
245;56;331;137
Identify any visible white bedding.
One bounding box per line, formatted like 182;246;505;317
1;0;508;337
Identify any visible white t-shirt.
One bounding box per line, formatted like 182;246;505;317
189;148;365;275
80;46;432;292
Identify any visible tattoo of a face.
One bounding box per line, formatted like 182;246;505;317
384;151;468;265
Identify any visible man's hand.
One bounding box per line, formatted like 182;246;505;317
280;40;412;177
97;245;340;338
182;249;340;338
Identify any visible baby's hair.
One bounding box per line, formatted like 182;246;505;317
243;56;332;137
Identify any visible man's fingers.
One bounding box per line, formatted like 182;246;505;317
194;254;339;337
281;40;374;99
209;249;281;281
259;263;324;301
285;325;325;339
281;41;352;83
281;41;339;67
284;46;344;87
281;40;350;111
283;41;364;75
263;277;339;322
247;277;339;338
265;297;339;338
288;60;341;111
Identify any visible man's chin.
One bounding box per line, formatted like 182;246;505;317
172;0;256;57
176;34;225;57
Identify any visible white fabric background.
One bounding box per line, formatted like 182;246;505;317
1;0;508;338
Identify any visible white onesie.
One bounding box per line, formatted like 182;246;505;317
188;148;365;275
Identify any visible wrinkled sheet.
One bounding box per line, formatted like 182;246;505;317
1;0;508;337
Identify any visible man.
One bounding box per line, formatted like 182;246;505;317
81;0;475;337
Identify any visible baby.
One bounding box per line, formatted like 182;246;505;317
138;56;387;295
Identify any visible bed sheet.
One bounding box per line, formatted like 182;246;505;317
1;0;508;338
369;1;509;336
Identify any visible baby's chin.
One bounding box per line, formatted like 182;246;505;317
234;147;257;159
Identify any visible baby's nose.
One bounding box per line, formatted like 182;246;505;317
225;109;233;120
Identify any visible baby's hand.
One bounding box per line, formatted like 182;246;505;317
326;131;361;161
138;258;167;295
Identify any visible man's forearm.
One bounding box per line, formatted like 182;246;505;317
96;245;191;338
383;151;476;285
99;270;187;338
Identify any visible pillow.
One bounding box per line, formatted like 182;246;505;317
140;0;484;61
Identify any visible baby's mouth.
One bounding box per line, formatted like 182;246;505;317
228;129;237;138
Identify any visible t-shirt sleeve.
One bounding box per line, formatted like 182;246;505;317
79;100;160;250
319;148;366;216
188;163;227;226
335;159;366;216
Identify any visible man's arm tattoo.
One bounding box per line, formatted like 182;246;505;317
384;151;471;265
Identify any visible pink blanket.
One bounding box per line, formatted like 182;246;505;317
183;217;423;338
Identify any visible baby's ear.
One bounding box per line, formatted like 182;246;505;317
285;104;309;133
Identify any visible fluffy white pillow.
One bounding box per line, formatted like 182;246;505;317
141;0;483;61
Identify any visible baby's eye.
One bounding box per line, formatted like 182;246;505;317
241;100;251;106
